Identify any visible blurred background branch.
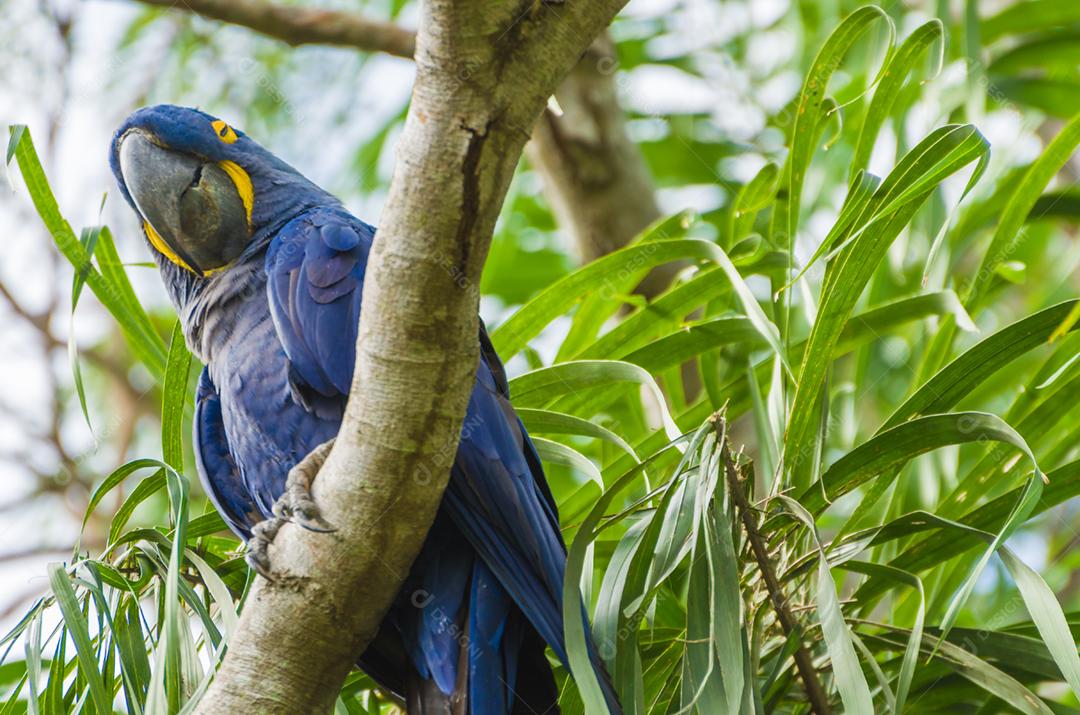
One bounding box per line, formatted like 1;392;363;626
130;0;417;57
124;0;667;285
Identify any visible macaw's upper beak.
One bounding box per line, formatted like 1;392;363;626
118;131;249;276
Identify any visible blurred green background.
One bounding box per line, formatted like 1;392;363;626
2;0;1080;712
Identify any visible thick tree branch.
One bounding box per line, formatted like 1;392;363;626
195;1;629;712
134;0;416;57
128;0;665;277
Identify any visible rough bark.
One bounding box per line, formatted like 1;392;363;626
129;0;663;274
194;1;629;713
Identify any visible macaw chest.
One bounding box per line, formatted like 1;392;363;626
207;305;340;518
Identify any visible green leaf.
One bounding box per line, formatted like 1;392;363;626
9;126;168;378
729;162;779;243
1050;302;1080;343
783;168;880;290
146;468;192;713
162;321;193;472
849;459;1080;602
787;5;895;247
981;0;1080;42
563;438;695;714
786;125;989;488
95;226;161;352
509;360;681;442
620;317;762;374
883;300;1080;430
936;475;1044;652
967;111;1080;308
996;547;1080;702
988;31;1080;74
184;550;239;644
47;564;111;714
837;513;1071;711
1001;78;1080;118
841;562;924;714
80;458;164;543
861;630;1053;714
23;611;42;714
42;624;65;714
113;597;151;713
532;437;604;490
576;266;734;361
517;408;639;461
851;20;944;177
68;225;102;434
6;125;25;167
493;238;790;376
683;504;744;712
801;411;1038;512
776;496;874;713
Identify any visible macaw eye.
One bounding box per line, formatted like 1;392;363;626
212;119;238;144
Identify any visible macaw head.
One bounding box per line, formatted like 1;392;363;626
110;105;337;284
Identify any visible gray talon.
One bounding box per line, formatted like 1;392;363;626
280;439;337;533
289;498;336;533
244;440;336;580
246;515;285;581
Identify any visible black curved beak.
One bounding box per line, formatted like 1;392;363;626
118;131;250;276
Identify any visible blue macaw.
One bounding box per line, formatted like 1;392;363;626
109;105;620;715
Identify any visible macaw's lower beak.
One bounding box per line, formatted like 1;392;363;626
118;131;249;276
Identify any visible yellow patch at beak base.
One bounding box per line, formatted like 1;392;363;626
144;220;194;273
218;160;254;225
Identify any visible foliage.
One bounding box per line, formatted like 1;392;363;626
4;1;1080;714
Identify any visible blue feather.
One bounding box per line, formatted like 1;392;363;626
110;105;621;714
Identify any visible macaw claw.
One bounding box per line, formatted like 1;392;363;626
245;439;336;580
245;515;285;581
273;439;337;533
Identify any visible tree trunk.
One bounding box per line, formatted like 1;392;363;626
527;35;677;296
527;35;660;260
194;1;628;712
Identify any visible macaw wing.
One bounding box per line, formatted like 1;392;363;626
262;208;612;706
264;207;372;420
445;356;569;661
478;322;509;397
447;355;620;711
193;368;257;539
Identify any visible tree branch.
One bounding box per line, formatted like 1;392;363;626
719;424;832;715
195;1;629;712
133;0;416;58
127;0;666;280
526;35;678;297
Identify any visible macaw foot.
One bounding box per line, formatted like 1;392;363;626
274;439;337;532
246;439;337;580
245;516;285;581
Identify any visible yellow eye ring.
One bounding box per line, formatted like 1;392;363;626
211;119;238;144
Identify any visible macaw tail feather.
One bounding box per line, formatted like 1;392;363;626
401;547;560;715
508;629;561;715
404;628;559;715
